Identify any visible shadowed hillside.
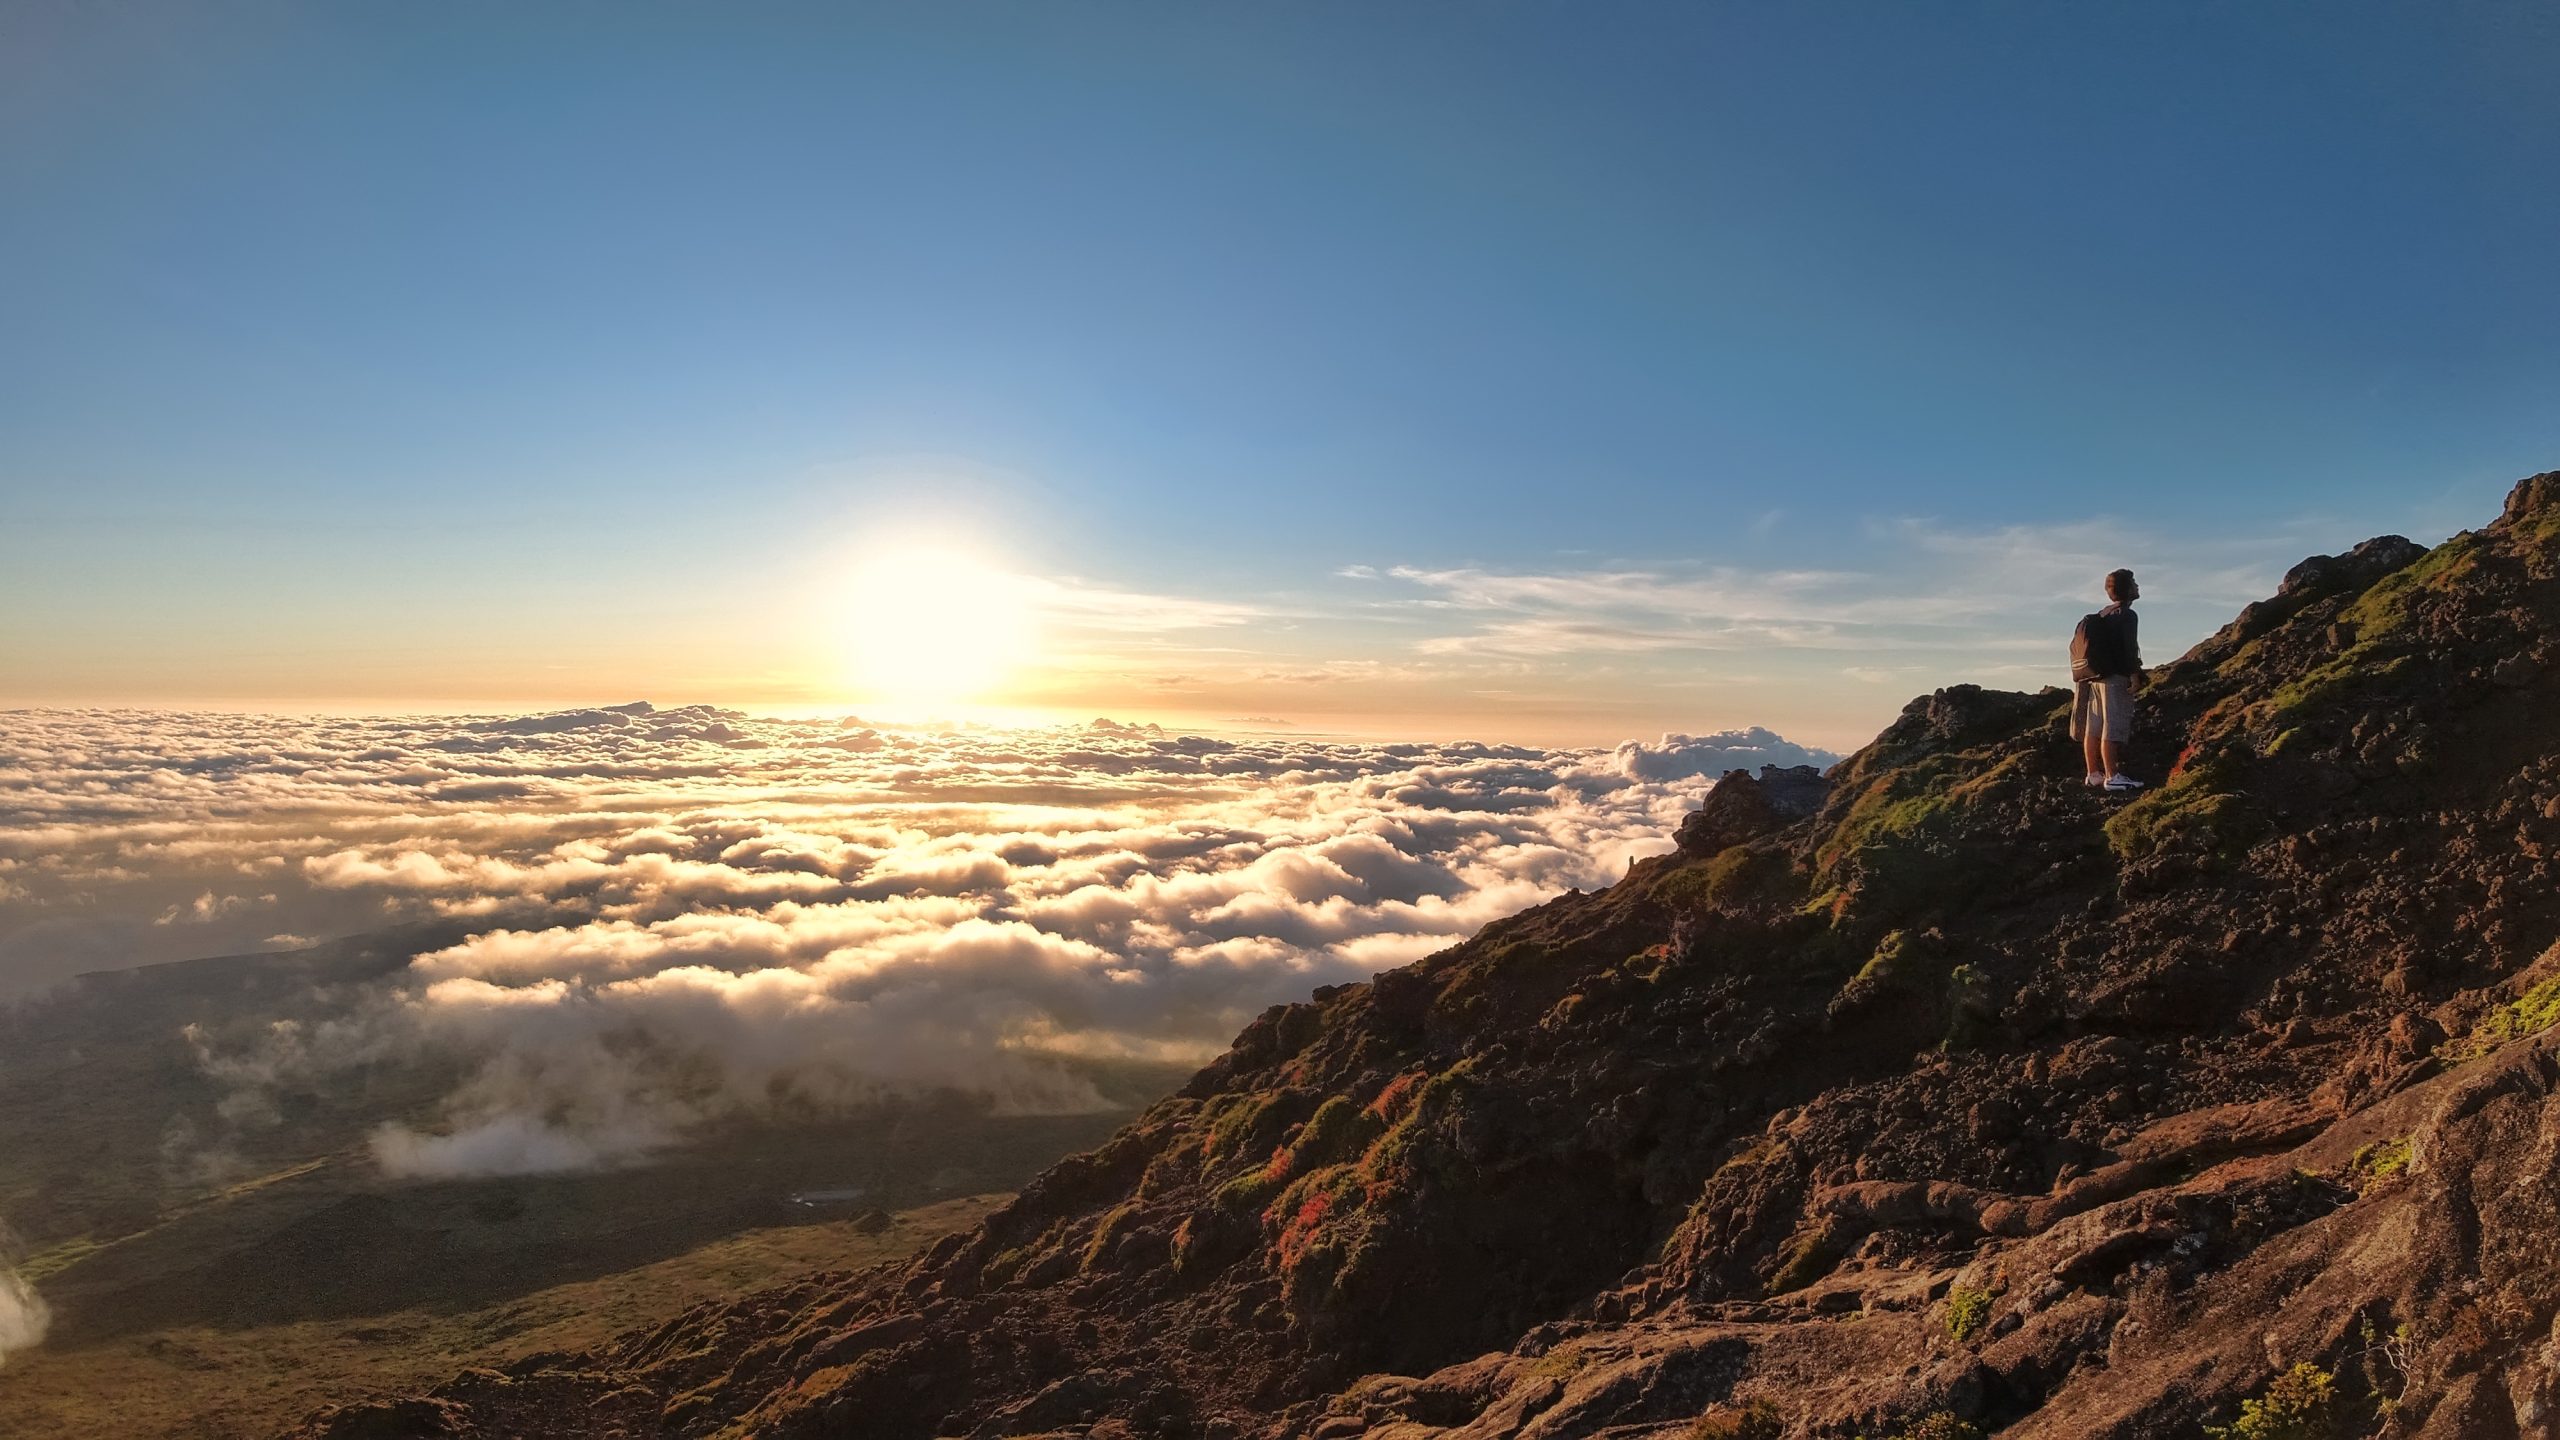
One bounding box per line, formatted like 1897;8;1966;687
298;472;2560;1439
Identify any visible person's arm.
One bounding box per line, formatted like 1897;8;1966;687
2126;613;2145;690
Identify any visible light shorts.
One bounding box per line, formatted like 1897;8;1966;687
2071;676;2135;745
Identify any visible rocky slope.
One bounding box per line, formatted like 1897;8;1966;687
299;473;2560;1440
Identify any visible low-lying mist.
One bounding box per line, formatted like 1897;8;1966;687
0;1219;45;1366
1;705;1834;1178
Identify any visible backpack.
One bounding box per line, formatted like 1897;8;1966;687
2070;610;2128;683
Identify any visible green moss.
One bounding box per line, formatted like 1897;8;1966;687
1942;963;1998;1052
1689;1398;1784;1440
2238;535;2460;736
1764;1221;1842;1296
980;1244;1030;1286
2449;975;2560;1059
2343;534;2471;635
1944;1284;1993;1343
1079;1202;1142;1271
1656;862;1716;909
1853;930;1914;988
2254;652;2417;730
1658;844;1808;915
1291;1096;1380;1170
2205;1362;2341;1440
1355;1057;1483;1198
1215;1155;1289;1213
1815;759;1962;881
1812;754;2040;925
2349;1137;2414;1194
2105;754;2268;865
1196;1092;1279;1173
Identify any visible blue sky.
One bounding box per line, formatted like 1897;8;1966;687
2;3;2555;747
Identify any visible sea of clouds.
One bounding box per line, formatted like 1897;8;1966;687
0;704;1835;1185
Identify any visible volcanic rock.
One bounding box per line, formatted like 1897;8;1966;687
295;471;2560;1440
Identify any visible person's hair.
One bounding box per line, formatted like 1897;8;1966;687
2105;568;2138;601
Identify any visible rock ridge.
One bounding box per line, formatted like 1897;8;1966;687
295;470;2560;1440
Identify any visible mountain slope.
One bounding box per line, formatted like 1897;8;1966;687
299;472;2560;1440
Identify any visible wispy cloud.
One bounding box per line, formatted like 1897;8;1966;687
1348;511;2340;676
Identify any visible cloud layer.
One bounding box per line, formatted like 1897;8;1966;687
0;705;1834;1176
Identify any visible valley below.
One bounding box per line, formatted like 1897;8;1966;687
0;937;1176;1438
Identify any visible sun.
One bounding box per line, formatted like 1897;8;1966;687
839;547;1038;711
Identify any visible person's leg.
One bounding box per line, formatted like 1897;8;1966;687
2101;678;2138;785
2074;684;2104;780
2084;729;2105;780
2101;736;2125;779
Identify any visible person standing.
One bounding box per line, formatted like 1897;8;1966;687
2070;569;2145;791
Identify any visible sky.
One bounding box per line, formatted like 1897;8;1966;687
3;2;2556;749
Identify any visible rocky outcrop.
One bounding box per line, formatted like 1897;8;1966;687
297;471;2560;1440
1676;766;1833;857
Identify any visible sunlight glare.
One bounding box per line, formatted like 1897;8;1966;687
839;547;1039;711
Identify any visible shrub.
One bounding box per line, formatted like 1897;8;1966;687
1944;1285;1993;1343
2205;1362;2341;1440
1690;1397;1784;1439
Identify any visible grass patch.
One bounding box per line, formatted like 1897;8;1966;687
2205;1362;2341;1440
1944;1284;1993;1343
1525;1343;1592;1382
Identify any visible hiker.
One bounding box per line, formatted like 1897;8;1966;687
2070;569;2144;792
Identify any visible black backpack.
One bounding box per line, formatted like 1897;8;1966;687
2070;610;2127;683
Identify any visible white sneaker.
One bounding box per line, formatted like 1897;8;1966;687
2083;773;2105;787
2104;774;2145;792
